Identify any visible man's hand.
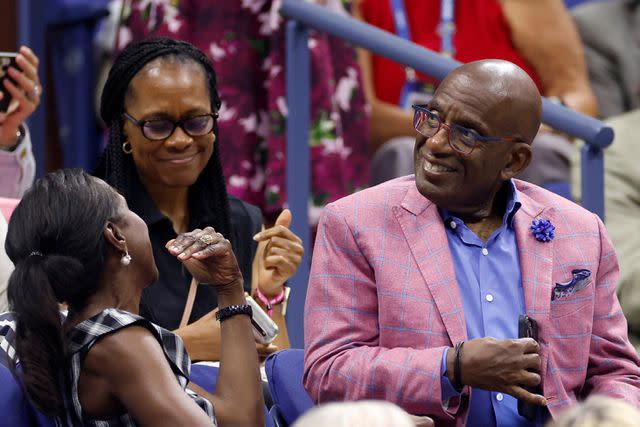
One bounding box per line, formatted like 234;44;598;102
448;337;546;406
254;209;304;296
0;46;41;149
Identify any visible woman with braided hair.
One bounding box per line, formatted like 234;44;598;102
95;37;303;361
5;169;264;426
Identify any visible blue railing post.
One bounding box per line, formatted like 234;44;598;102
285;20;311;349
18;0;47;178
580;144;606;220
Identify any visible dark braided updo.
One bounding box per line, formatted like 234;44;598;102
94;37;231;237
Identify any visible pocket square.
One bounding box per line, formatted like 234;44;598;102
553;269;591;301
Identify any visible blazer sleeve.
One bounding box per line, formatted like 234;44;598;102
581;215;640;404
303;202;466;421
0;125;35;199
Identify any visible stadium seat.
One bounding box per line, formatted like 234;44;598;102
265;349;314;426
0;363;55;427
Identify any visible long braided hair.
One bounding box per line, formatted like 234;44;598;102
95;37;231;237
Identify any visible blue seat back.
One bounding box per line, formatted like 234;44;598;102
0;364;56;427
265;349;314;426
189;363;274;427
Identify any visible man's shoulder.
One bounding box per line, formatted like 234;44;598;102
326;175;416;215
515;180;597;225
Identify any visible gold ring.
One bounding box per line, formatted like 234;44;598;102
199;234;215;246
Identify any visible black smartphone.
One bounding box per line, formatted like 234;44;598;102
0;52;19;113
518;315;540;421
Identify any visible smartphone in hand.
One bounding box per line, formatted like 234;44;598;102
245;294;279;345
0;52;19;113
518;314;541;421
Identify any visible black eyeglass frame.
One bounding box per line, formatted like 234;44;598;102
123;111;219;141
412;104;522;155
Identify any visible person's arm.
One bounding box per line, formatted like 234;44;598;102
303;202;463;420
352;0;414;151
0;125;35;198
168;227;265;425
580;216;640;404
499;0;598;117
174;309;222;362
0;46;39;198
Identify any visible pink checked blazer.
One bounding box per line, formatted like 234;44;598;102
304;176;640;426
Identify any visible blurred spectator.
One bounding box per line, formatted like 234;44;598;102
0;46;40;198
354;0;597;188
572;0;640;350
572;0;640;119
292;400;428;427
116;0;370;224
546;396;640;427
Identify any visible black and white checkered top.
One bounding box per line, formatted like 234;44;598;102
57;308;217;426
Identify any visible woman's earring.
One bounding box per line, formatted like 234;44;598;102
122;141;133;154
121;251;132;266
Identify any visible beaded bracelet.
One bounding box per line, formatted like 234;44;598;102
254;286;287;317
215;304;252;322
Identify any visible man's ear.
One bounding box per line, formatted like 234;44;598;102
501;143;532;181
103;222;127;253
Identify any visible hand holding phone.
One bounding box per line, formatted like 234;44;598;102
518;315;541;421
0;47;41;150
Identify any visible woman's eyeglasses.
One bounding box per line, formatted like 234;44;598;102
123;112;218;141
412;105;521;155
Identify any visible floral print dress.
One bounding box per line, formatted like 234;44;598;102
117;0;370;223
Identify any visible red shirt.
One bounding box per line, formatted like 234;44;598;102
360;0;542;105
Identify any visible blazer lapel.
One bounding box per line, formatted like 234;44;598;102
394;184;467;345
513;184;555;389
513;188;554;320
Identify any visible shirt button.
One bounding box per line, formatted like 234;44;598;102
496;393;504;402
485;294;494;302
482;248;489;256
450;221;457;229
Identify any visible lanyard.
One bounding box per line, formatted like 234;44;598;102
390;0;456;57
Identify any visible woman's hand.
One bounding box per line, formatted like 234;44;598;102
0;46;41;149
253;209;304;296
166;227;243;292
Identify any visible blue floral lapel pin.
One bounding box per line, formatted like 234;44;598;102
531;218;555;242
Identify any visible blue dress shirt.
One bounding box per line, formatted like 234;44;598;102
439;180;540;427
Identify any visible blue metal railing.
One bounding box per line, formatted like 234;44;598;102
281;0;613;347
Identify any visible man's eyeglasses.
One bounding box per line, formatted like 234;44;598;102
123;112;218;141
412;105;521;155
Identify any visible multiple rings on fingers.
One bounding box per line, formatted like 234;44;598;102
199;234;216;246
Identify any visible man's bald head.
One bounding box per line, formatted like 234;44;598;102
440;59;542;144
413;59;542;216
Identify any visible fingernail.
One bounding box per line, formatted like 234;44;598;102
170;245;179;252
252;233;261;240
178;253;187;260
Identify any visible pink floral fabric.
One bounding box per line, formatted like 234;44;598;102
117;0;370;223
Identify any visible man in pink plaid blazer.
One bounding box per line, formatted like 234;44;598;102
303;60;640;426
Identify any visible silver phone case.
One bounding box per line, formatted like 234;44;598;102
245;294;279;344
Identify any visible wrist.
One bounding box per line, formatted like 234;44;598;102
0;125;24;151
217;279;246;305
254;286;287;316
